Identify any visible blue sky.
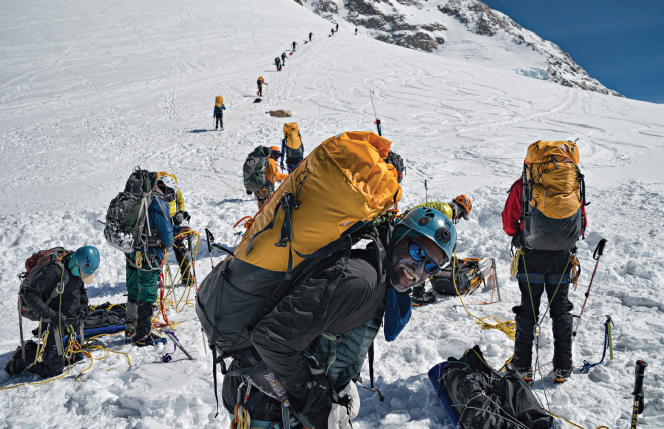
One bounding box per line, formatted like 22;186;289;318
482;0;664;104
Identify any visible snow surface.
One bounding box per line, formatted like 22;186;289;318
1;0;664;427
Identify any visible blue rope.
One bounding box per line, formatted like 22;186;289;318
580;317;611;374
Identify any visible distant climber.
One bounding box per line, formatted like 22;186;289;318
213;96;225;130
336;22;339;31
309;32;313;42
355;28;358;35
410;196;473;306
256;76;268;97
330;28;335;36
275;56;282;72
292;41;298;52
281;52;287;66
281;122;305;173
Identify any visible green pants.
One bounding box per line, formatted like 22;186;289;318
125;252;162;303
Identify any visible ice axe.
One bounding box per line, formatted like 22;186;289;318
572;238;607;344
163;331;195;361
631;360;647;428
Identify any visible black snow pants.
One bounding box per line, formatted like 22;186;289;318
214;113;223;129
173;236;191;283
512;249;574;371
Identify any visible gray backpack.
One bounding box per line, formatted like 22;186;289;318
243;146;271;194
103;167;157;253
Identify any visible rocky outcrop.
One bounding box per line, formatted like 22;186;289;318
299;0;621;96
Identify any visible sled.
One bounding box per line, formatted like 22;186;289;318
428;362;464;428
289;52;293;55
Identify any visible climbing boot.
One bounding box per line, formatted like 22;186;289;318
125;300;138;345
134;332;167;347
553;366;573;383
506;362;533;385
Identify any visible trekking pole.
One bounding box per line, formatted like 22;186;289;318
571;238;607;344
631;360;647;429
607;315;614;360
369;90;381;136
205;228;215;269
424;180;428;203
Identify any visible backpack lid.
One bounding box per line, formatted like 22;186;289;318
525;140;579;166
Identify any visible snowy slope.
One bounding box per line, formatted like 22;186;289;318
1;0;664;427
301;0;623;96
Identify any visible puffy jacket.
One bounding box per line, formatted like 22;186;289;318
502;178;587;236
148;197;176;255
21;254;88;323
251;247;387;396
213;104;226;115
265;158;288;185
155;172;185;217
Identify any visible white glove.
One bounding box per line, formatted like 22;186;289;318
327;381;360;429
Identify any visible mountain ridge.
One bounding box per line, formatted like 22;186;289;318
299;0;622;97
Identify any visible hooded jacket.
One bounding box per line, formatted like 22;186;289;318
21;254;88;323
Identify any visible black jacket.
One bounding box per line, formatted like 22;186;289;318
21;254;88;323
251;248;386;394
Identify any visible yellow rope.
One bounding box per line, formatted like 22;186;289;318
452;252;517;341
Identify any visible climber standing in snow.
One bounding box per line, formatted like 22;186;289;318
292;41;297;52
253;146;288;209
502;141;588;384
281;52;287;66
275;56;282;72
213;98;225;130
330;28;335;36
355;28;358;35
222;205;457;429
125;175;179;346
309;32;313;42
256;76;268;97
336;22;339;31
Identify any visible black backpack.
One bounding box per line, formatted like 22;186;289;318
103;167;157;253
384;150;405;183
18;247;70;322
430;258;491;296
243;146;271;194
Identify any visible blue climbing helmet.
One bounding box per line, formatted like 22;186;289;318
395;206;457;267
73;246;100;284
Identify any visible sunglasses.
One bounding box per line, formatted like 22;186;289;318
406;236;444;275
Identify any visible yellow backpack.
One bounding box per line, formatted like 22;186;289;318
283;123;302;150
215;96;223;107
196;131;401;355
236;131;401;273
523;140;586;250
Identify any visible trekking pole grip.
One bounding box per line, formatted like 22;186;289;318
594;238;607;259
633;360;647;397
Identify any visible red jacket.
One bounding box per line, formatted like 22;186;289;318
502;178;587;236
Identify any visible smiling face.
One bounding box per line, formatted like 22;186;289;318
391;234;446;293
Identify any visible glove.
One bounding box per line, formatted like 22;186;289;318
280;163;285;170
173;212;183;225
182;211;191;222
328;382;360;429
287;373;332;429
512;231;524;248
179;226;191;233
78;305;89;321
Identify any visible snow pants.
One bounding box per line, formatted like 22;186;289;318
125;252;162;303
512;249;574;370
173;237;191;284
214;113;223;129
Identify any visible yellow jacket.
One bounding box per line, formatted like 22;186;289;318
156;172;185;216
